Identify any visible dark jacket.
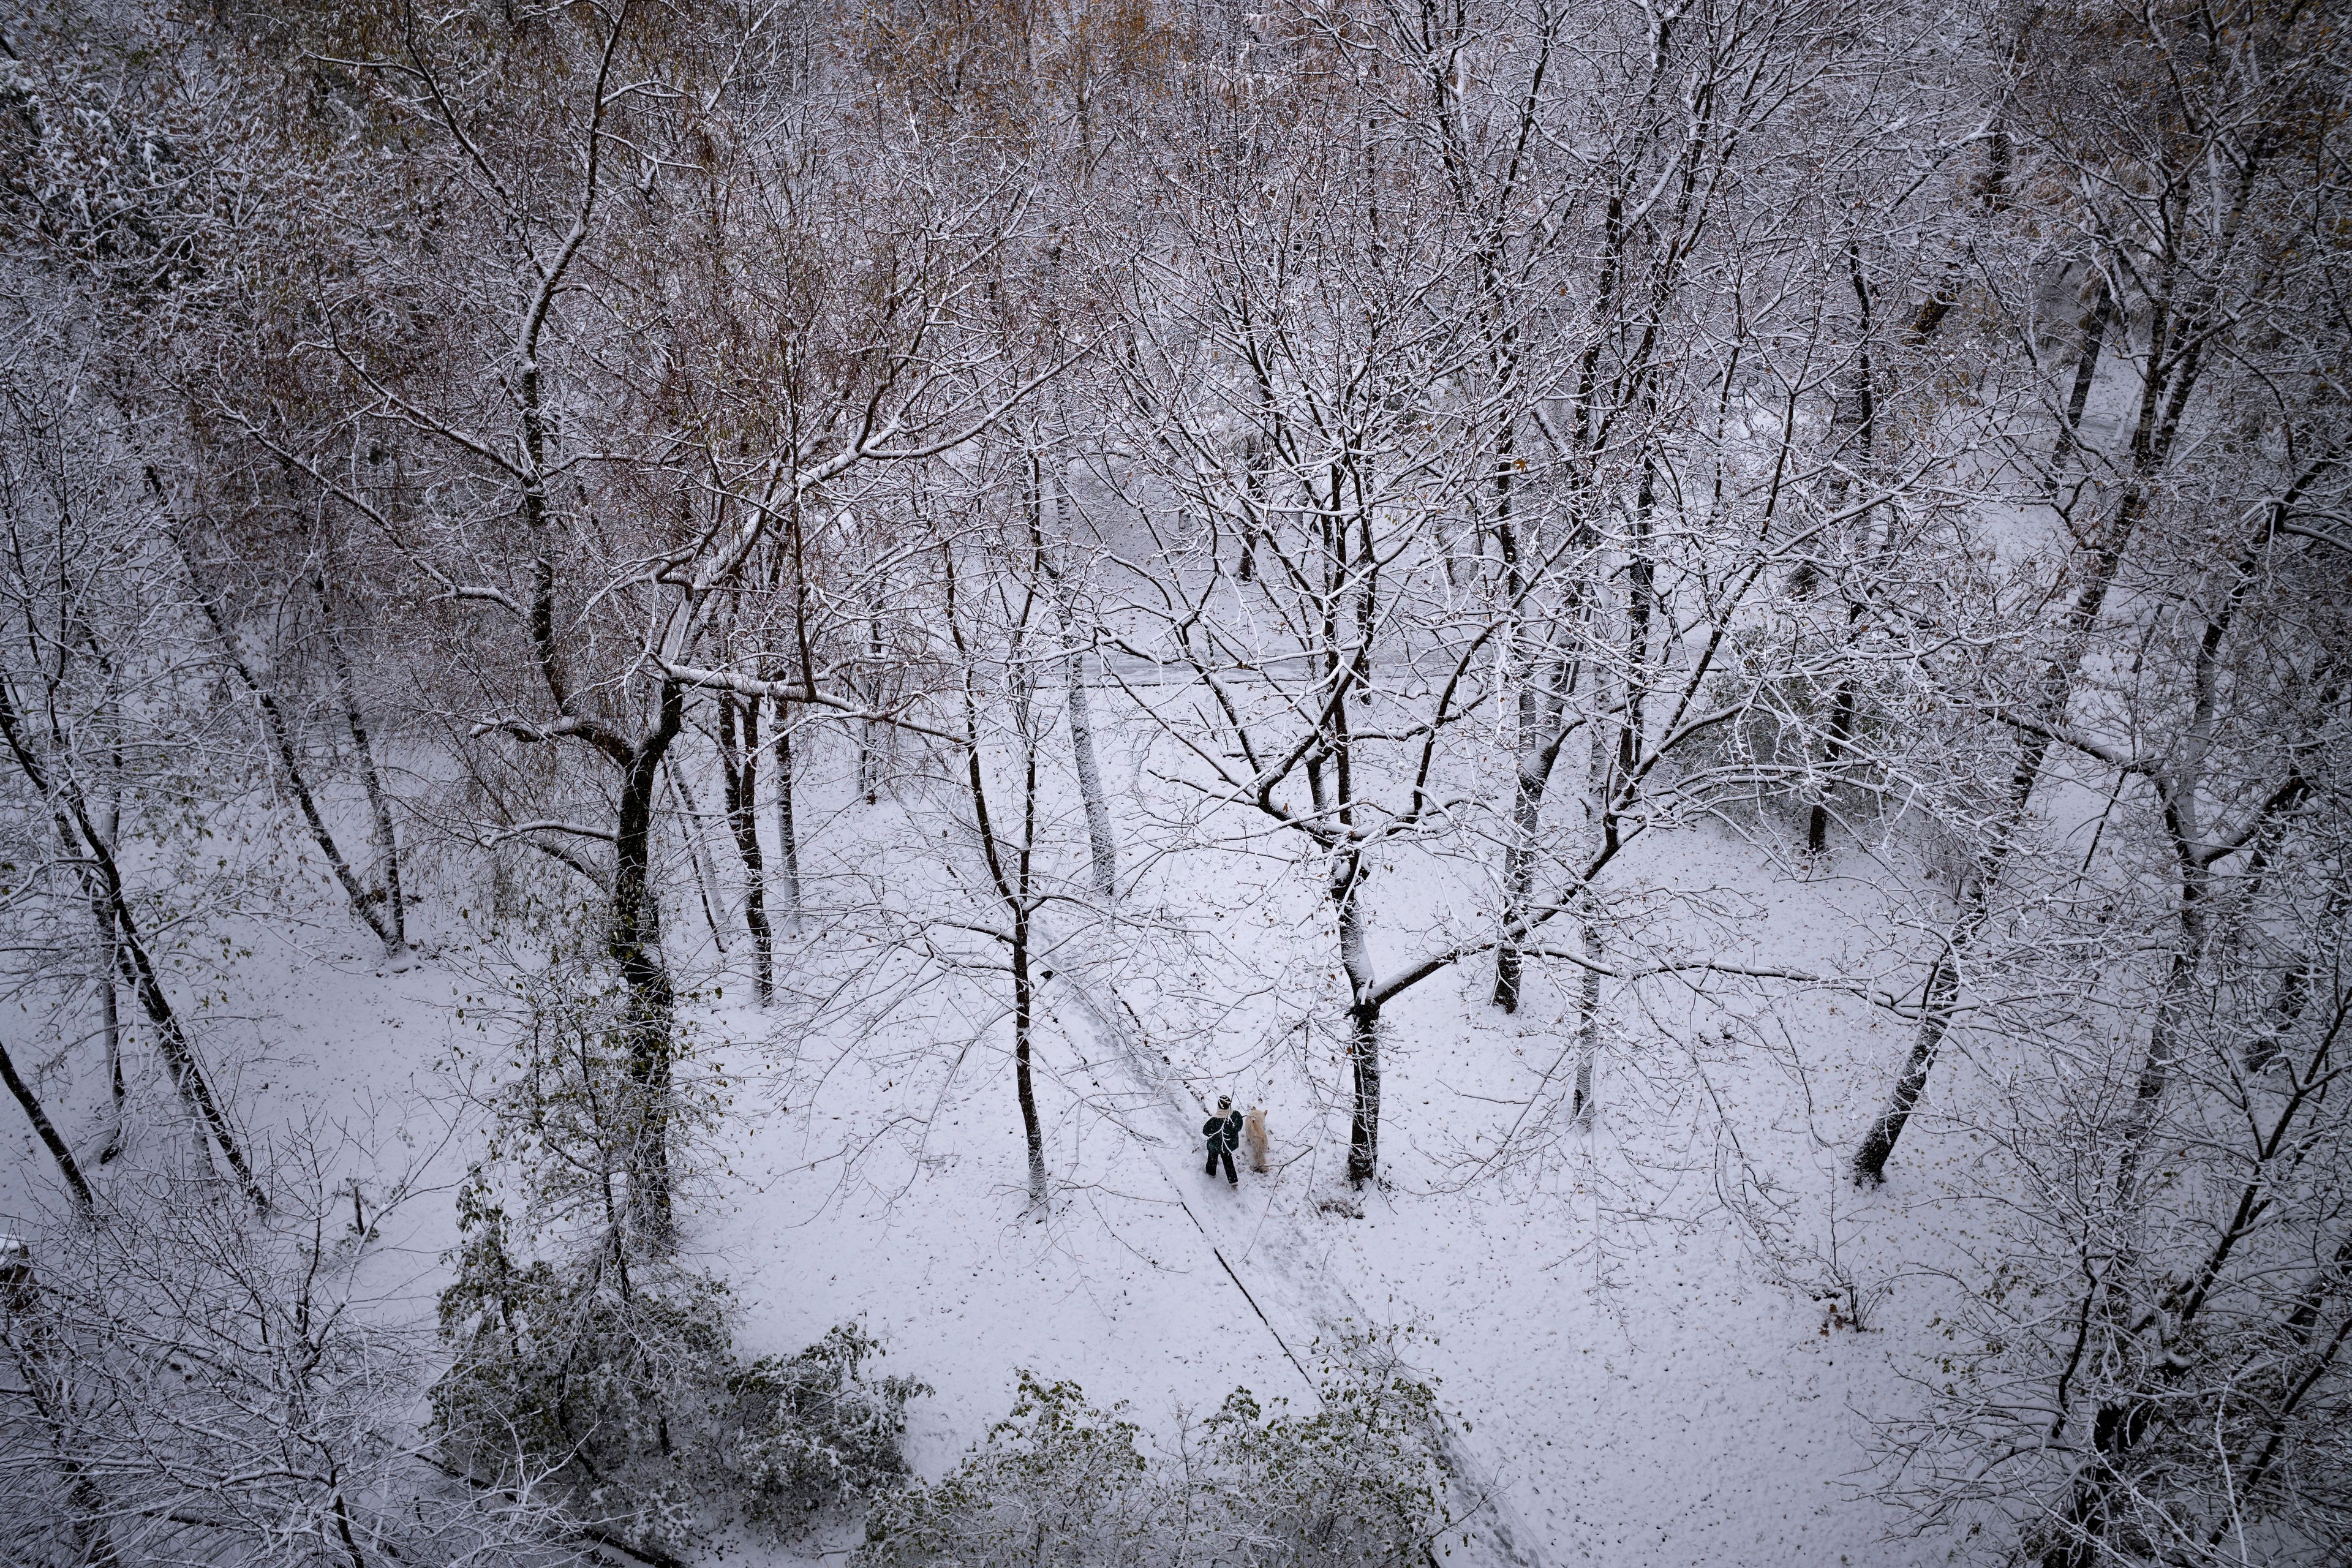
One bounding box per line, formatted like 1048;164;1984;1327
1202;1111;1243;1153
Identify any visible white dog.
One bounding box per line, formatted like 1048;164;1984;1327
1243;1107;1270;1174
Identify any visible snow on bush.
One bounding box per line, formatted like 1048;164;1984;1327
858;1333;1447;1567
429;1172;927;1548
726;1322;932;1528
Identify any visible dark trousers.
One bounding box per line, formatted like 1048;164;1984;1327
1205;1145;1237;1184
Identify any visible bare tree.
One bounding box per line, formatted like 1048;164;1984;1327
1850;0;2346;1184
218;1;1056;1243
3;1142;578;1568
0;366;265;1209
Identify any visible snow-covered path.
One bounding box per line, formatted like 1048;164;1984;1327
1041;953;1551;1568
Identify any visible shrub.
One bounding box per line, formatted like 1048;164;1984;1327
726;1322;932;1528
859;1374;1159;1567
1194;1343;1443;1567
857;1336;1447;1568
428;1174;925;1548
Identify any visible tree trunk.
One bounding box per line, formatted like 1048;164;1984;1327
0;677;263;1205
1570;914;1602;1125
1238;432;1262;583
964;745;1047;1206
1853;472;2155;1182
715;691;774;1001
1617;453;1658;781
859;601;884;805
1062;641;1118;906
664;758;727;952
1031;455;1118;904
2111;938;2200;1207
88;773;126;1164
312;573;406;954
1346;997;1381;1188
1852;275;2190;1180
772;722;804;930
948;552;1050;1214
1335;848;1381;1186
112;900;265;1207
4;1273;121;1566
2052;279;2111;472
1012;913;1047;1215
165;497;401;958
1;1038;95;1213
611;701;683;1250
93;907;123;1166
1008;708;1049;1212
1806;241;1880;856
1850;952;1959;1183
1805;679;1860;856
1494;645;1575;1012
1851;726;2054;1184
1491;790;1539;1013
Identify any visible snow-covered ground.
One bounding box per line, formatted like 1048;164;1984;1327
1;710;2005;1568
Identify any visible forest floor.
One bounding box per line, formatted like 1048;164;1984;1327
0;733;1998;1568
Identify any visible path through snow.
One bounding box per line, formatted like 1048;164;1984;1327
1041;952;1549;1568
